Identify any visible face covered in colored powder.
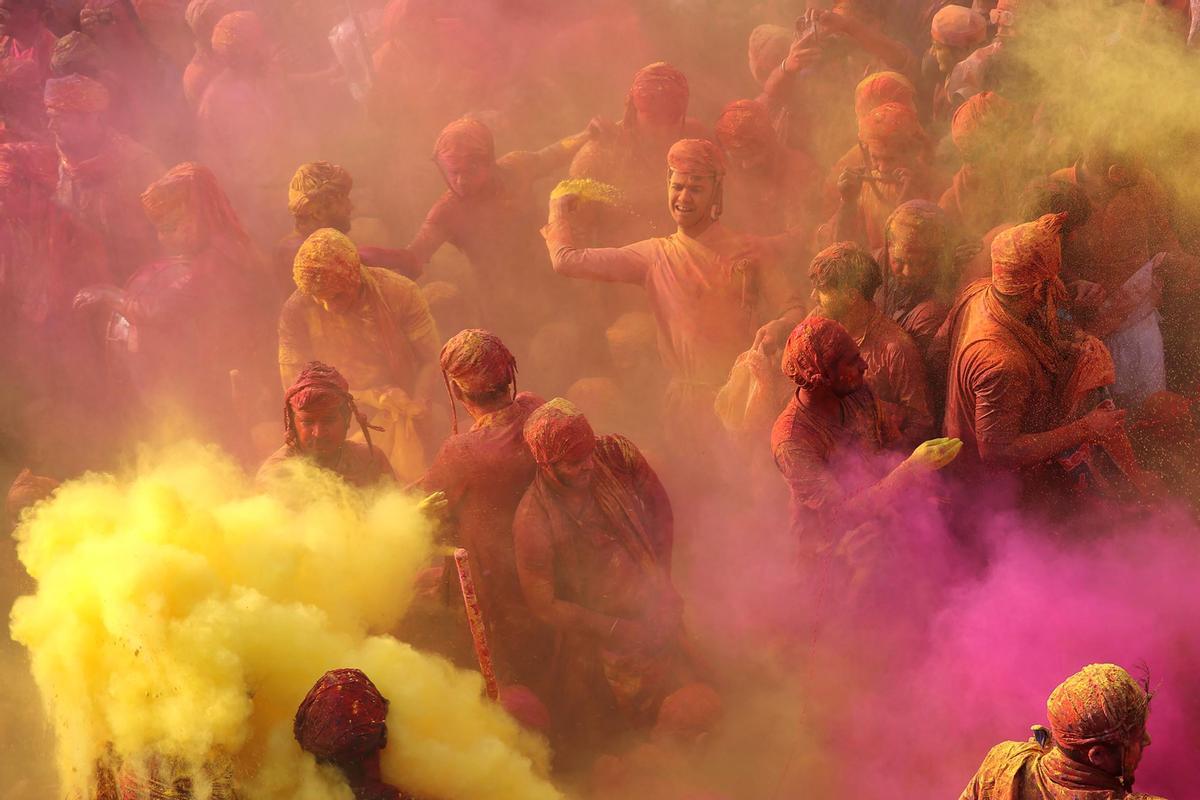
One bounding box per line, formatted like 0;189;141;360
292;399;351;461
437;151;493;199
668;171;717;230
552;444;596;489
829;335;868;397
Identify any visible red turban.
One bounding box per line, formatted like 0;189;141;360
629;61;689;108
714;99;774;151
440;328;516;395
0;142;58;191
1047;664;1149;749
951;91;1011;159
858;101;926;149
433;117;495;163
667;138;725;178
294;668;389;763
990;213;1067;296
211;10;264;64
781;316;858;392
931;5;987;48
43;74;110;114
523;398;596;467
854;71;916;120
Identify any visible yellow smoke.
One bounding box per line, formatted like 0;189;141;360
9;442;559;800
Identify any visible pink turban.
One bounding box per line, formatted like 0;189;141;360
781;317;858;391
433;117;495;163
854;71;917;120
523;398;596;467
931;5;988;48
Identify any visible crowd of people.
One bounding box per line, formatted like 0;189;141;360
1;0;1194;797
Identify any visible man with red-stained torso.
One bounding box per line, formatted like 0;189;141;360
0;0;57;78
513;399;689;761
419;329;547;686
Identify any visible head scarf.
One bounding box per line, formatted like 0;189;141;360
931;5;988;48
951;91;1011;160
210;10;264;64
781;316;858;391
854;71;917;120
294;668;389;763
288;161;353;220
858;101;926;149
293;228;362;299
140;162;252;246
439;328;518;432
747;24;790;86
991;212;1067;296
714;99;774;151
523;398;596;467
186;0;244;46
667;138;726;178
43;74;110;114
1047;664;1149;749
283;361;378;451
433;117;495;163
0;142;58;191
623;62;688;129
49;31;103;77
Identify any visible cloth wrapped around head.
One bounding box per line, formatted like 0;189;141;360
667;138;726;178
293;228;362;298
854;71;917;120
0;142;58;191
624;61;689;128
858;101;926;149
951;91;1011;161
43;74;110;114
931;5;988;48
440;328;517;432
288;161;353;220
433;117;495;163
991;212;1067;296
1047;664;1150;749
781;316;858;391
186;0;243;41
524;398;596;467
714;99;774;151
50;31;103;78
211;10;264;64
141;161;249;242
747;24;790;86
283;361;379;450
294;668;390;763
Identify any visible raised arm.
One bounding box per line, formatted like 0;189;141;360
542;194;652;285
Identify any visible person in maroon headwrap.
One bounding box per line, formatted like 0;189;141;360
940;91;1018;238
259;361;396;486
294;668;416;800
960;663;1164;800
0;0;56;78
418;328;547;685
819;101;944;251
570;62;708;240
940;213;1138;501
513;398;689;761
405;115;600;345
44;74;163;282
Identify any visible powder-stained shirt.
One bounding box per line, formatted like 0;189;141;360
960;740;1166;800
257;440;396;488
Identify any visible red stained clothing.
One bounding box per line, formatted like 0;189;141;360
855;306;935;446
960;740;1166;800
939;164;1016;239
719;146;822;239
0;27;58;78
819;168;945;251
257;440;396;487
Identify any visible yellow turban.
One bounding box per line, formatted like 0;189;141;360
288;161;353;219
293;228;362;298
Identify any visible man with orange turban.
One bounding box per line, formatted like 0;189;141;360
513;398;687;762
406;115;602;345
259;362;395;487
960;663;1164;800
279;228;440;482
547;138;792;447
419;328;548;686
941;213;1136;501
940;91;1018;238
820;101;943;251
45;74;163;282
570;62;708;240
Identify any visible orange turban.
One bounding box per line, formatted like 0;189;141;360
990;213;1067;296
1047;664;1149;749
858;101;926;148
931;5;988;48
629;61;689;108
747;24;790;86
288;161;353;219
293;228;362;298
523;398;596;467
714;99;774;150
781;316;858;391
667;138;725;178
43;74;110;114
211;10;264;63
433;117;495;163
294;668;389;763
951;91;1011;159
854;71;916;120
141;162;248;240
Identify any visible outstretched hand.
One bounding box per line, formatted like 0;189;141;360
417;490;448;519
906;437;963;471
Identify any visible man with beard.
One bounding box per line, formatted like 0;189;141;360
877;200;961;356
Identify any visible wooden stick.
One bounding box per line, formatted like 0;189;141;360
453;548;499;700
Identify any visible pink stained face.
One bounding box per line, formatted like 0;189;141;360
293;404;350;459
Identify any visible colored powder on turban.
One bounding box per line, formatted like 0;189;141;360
951;91;1011;160
211;10;264;64
49;31;103;77
854;71;917;120
781;315;858;392
629;61;689;107
667;138;726;178
283;361;380;452
288;161;353;220
293;227;363;299
1047;664;1150;749
43;74;110;114
140;161;251;246
440;328;517;397
433;117;495;163
858;101;926;148
747;24;790;86
550;178;624;207
294;668;390;763
931;4;988;48
523;398;596;467
0;142;58;190
186;0;243;43
990;212;1067;296
714;99;774;151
